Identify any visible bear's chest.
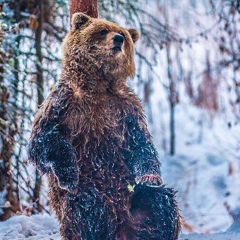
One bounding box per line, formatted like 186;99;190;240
68;94;126;141
66;94;134;188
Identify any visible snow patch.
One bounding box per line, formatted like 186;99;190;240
1;214;240;240
0;214;60;240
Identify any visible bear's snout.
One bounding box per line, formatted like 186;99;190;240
112;34;124;51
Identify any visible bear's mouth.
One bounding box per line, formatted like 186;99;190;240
112;46;122;52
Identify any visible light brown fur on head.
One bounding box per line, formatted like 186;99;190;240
61;13;139;91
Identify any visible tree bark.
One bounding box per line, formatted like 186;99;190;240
0;47;12;219
69;0;98;22
12;0;21;209
166;44;176;156
163;6;176;156
169;101;175;156
33;0;44;213
0;3;20;221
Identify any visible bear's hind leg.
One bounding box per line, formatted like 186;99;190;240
60;187;118;240
130;184;181;240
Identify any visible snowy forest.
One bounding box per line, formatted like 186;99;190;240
0;0;240;239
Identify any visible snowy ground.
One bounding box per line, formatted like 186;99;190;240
0;214;60;240
0;214;240;240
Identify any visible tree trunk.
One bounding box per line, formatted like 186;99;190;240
162;5;176;156
166;44;176;156
0;23;15;221
12;0;21;209
0;53;12;220
169;101;175;155
69;0;98;22
33;0;44;213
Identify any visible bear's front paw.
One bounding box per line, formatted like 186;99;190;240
52;163;79;193
136;174;163;188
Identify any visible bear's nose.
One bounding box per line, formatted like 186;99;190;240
113;34;124;46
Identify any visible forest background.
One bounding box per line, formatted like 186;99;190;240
0;0;240;235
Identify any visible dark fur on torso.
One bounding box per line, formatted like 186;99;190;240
31;77;160;223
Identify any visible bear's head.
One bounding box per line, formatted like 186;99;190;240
62;13;139;82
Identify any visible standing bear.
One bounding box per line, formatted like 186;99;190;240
29;13;181;240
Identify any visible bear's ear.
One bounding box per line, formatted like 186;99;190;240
128;28;139;43
71;13;90;31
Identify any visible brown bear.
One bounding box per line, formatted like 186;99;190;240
29;13;181;240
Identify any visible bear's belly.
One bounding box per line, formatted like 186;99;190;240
76;136;134;197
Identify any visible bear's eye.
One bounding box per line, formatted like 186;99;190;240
100;29;108;35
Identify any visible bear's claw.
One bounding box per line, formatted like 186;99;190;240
136;174;163;187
